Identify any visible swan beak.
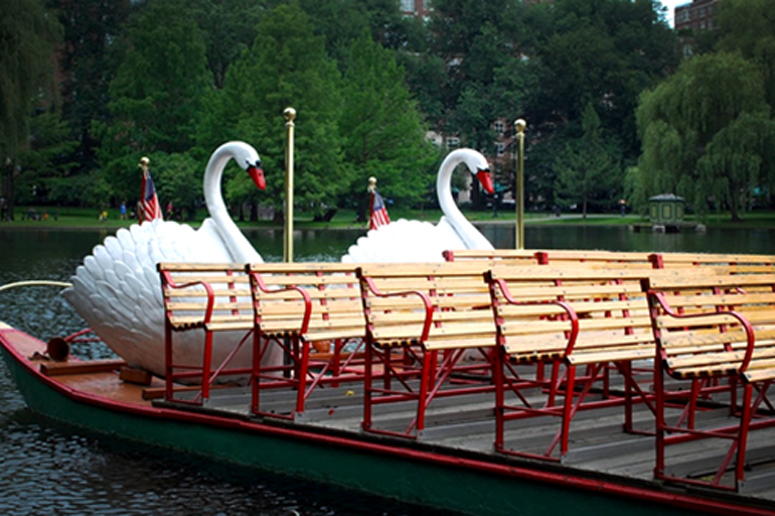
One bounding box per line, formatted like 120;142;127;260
248;166;266;190
477;169;494;194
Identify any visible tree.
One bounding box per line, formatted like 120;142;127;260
635;52;775;221
716;0;775;111
0;0;61;219
189;0;263;89
339;31;437;213
201;3;346;221
531;0;678;159
50;0;131;172
17;112;78;206
96;0;213;205
554;102;622;217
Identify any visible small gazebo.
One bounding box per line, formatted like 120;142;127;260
649;194;685;224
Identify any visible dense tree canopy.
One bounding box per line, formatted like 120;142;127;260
716;0;775;110
204;2;345;220
1;0;60;217
634;52;775;220
4;0;775;225
340;30;437;209
93;0;213;207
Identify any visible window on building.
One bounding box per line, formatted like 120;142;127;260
446;137;460;149
496;142;505;156
400;0;414;13
493;120;505;134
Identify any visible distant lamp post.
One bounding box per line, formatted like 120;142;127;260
284;107;296;263
514;119;526;249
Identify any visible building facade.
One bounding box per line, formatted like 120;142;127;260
674;0;721;32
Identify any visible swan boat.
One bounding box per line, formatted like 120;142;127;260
62;141;282;380
1;319;773;516
342;148;495;262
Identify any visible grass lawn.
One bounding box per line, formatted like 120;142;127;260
4;205;775;230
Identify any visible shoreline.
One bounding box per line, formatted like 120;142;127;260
1;212;773;231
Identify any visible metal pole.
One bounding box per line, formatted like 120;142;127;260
284;107;296;263
514;119;526;249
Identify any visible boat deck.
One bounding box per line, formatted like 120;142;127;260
153;362;775;513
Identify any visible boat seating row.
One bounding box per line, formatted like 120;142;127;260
445;248;775;274
156;253;775;492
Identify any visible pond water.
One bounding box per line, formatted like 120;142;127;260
1;222;773;515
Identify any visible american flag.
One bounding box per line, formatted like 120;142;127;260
369;188;390;230
140;169;162;223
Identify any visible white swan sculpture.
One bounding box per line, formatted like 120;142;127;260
342;148;495;262
62;141;282;379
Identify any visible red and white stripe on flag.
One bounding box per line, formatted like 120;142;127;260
369;189;390;230
141;170;163;223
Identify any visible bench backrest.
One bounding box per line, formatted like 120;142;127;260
653;252;775;274
246;262;364;341
446;249;775;274
158;262;252;331
357;262;495;350
444;249;657;269
485;266;656;363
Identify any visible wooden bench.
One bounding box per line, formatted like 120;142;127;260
446;249;775;274
356;262;497;439
644;271;775;492
158;262;255;405
484;265;660;461
246;262;368;420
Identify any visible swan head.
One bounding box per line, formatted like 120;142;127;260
243;157;266;191
228;142;266;190
247;161;266;190
461;149;494;195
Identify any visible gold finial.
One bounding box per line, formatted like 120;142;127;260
284;107;296;122
139;156;149;172
368;176;377;192
515;119;527;134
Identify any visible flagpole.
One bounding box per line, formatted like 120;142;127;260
283;107;296;263
514;119;526;249
138;156;149;224
368;177;376;228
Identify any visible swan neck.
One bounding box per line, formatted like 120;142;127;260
437;151;492;250
203;146;260;263
437;153;464;225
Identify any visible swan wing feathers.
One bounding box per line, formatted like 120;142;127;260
194;218;237;262
342;218;466;263
62;219;244;378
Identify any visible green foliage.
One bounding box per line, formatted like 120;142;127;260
149;152;201;220
340;30;437;209
49;0;131;172
202;3;345;218
96;0;213;204
553;103;623;217
188;0;263;89
0;0;61;160
717;0;775;109
531;0;678;158
635;52;775;220
15;0;775;226
429;0;537;147
18;112;79;204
